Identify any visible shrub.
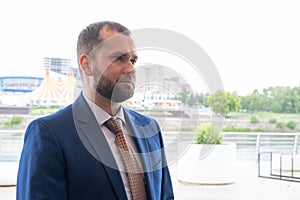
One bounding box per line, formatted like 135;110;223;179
4;120;11;128
250;116;260;124
236;127;251;132
286;120;297;130
222;127;234;132
269;118;277;124
11;115;22;126
222;127;251;132
195;124;223;144
3;116;23;128
276;122;285;129
253;128;264;132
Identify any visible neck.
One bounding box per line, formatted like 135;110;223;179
84;90;121;116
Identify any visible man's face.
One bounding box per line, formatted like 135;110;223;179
91;33;137;103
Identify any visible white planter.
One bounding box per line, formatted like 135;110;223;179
177;142;237;185
0;162;18;186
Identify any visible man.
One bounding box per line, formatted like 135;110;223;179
17;21;174;200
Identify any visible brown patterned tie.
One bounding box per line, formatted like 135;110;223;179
104;118;147;200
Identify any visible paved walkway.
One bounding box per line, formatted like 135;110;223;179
1;161;300;199
171;161;300;199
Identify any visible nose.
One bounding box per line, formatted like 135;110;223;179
122;57;135;74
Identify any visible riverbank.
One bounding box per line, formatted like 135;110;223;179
0;109;299;132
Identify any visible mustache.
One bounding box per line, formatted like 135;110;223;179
117;71;135;83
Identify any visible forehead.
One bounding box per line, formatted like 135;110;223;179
99;25;119;40
96;31;136;55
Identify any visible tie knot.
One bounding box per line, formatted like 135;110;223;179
104;118;123;135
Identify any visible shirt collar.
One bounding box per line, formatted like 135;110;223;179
83;93;126;126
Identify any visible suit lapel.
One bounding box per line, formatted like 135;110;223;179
72;94;127;200
123;108;151;163
123;109;156;199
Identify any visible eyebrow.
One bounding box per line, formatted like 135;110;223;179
132;54;138;60
110;51;138;59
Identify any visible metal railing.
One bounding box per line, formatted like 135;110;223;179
258;152;300;182
1;129;300;162
162;131;300;161
223;132;300;160
0;130;24;162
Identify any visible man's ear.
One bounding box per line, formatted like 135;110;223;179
79;54;92;76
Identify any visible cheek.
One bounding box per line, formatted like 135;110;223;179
101;69;120;84
107;66;124;79
133;73;136;80
93;57;110;73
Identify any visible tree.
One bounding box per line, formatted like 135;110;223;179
230;86;300;114
177;89;190;105
176;90;209;107
207;90;242;116
207;90;226;116
226;92;242;114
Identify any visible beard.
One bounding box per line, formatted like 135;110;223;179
93;70;135;103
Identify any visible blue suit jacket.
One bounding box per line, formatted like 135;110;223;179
17;93;174;200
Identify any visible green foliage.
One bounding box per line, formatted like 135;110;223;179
286;120;297;130
4;120;11;128
269;118;277;123
207;90;226;116
175;90;209;107
225;92;242;114
276;122;285;129
253;128;265;132
250;116;260;124
241;86;300;113
195;124;223;144
207;90;241;116
222;127;251;132
177;89;190;104
11;115;22;126
2;115;23;128
29;107;61;115
222;127;265;132
222;127;235;132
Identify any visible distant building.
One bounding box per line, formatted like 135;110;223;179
0;75;43;106
43;57;79;77
0;75;43;93
125;63;192;111
135;63;192;94
0;57;78;106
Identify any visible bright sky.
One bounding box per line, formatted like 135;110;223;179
1;0;299;95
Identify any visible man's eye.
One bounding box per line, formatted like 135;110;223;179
111;54;136;65
114;55;126;62
130;59;137;65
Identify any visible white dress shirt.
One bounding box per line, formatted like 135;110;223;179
83;94;143;200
